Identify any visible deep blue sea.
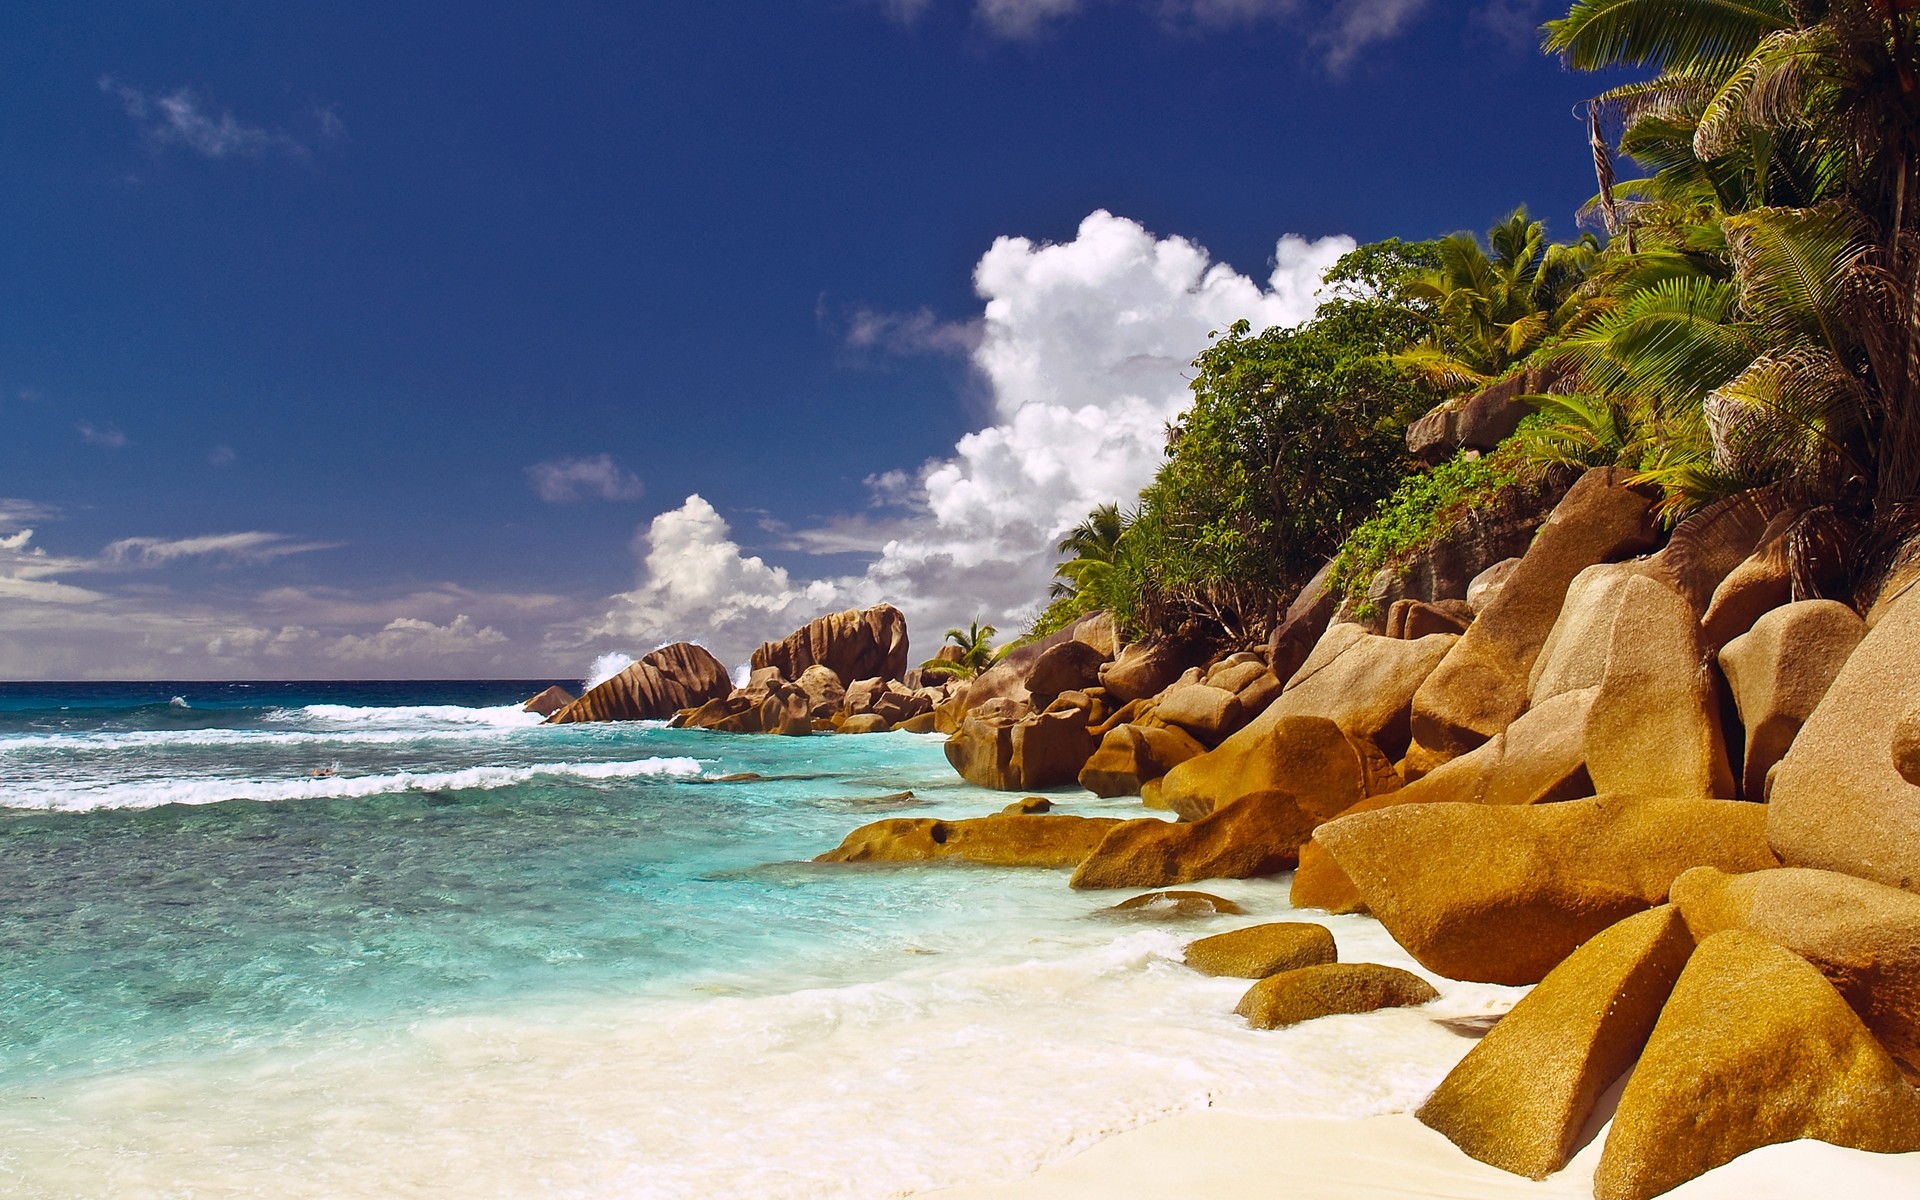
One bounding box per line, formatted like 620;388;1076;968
0;680;1492;1198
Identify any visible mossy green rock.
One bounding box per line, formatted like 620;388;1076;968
1183;921;1336;979
1234;962;1438;1029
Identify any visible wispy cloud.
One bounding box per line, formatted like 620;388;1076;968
77;422;128;449
98;76;334;160
842;306;982;357
100;531;337;567
526;454;645;504
324;614;508;662
877;0;1430;66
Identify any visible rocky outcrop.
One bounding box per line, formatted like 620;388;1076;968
1592;931;1920;1200
752;605;910;685
1313;795;1776;984
1183;922;1336;979
1407;468;1661;764
1076;723;1206;797
944;706;1095;791
794;664;846;717
1384;598;1471;639
1024;639;1109;699
1266;560;1339;687
1159;714;1400;824
1337;482;1554;637
1416;905;1696;1179
522;685;576;717
1234;963;1438;1029
549;643;733;723
1670;865;1920;1071
1405;367;1557;462
1098;638;1199;704
1068;789;1316;890
1699;509;1798;648
1768;581;1920;892
1718;599;1865;801
1150;683;1245;745
959;612;1116;715
1106;890;1247;917
813;813;1122;869
1529;564;1735;799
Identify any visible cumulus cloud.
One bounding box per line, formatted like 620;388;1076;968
101;531;337;567
77;422;128;448
594;495;843;661
98;77;322;160
526;454;646;504
324;615;508;662
593;211;1353;665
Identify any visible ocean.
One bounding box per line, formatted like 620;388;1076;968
0;681;1517;1198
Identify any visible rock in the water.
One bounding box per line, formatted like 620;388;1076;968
522;685;576;717
1593;930;1920;1200
1768;581;1920;892
1151;683;1246;746
1235;963;1438;1029
1314;794;1776;984
838;713;889;734
1719;599;1864;801
549;643;733;723
943;706;1095;791
1183;922;1337;979
1001;796;1052;815
1024;639;1110;699
813;813;1122;868
1106;890;1248;918
1671;865;1920;1072
1408;467;1661;764
1068;789;1314;890
1158;714;1400;823
1416;905;1696;1179
1076;723;1206;798
752;604;910;686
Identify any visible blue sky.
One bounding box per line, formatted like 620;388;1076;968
1;0;1618;680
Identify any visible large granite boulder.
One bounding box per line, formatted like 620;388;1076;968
1235;963;1438;1029
813;813;1123;869
1313;794;1777;984
1151;683;1246;746
1407;467;1661;764
1158;714;1400;824
1068;789;1315;890
549;642;733;723
1768;582;1920;892
1638;489;1789;618
752;604;910;685
794;664;846;717
1417;905;1696;1179
1183;922;1337;979
943;706;1095;791
1718;599;1865;801
1266;560;1339;688
1671;865;1920;1071
1076;723;1206;798
1023;639;1109;699
1098;638;1199;704
1700;509;1798;649
1529;564;1735;799
1593;931;1920;1200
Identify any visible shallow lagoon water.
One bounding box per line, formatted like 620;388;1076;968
0;682;1520;1197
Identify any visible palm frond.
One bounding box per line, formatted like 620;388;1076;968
1544;0;1796;79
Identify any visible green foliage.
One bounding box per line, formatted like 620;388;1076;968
1328;447;1531;602
1096;238;1442;640
919;620;1002;678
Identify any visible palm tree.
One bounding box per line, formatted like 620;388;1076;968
1394;209;1602;392
919;620;1002;679
1049;503;1126;600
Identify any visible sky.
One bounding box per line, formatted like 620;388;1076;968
0;0;1623;681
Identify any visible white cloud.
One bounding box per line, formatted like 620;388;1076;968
526;454;646;503
77;422;128;448
99;77;314;160
842;307;982;357
324;615;508;663
0;529;108;605
101;531;337;567
879;0;1430;63
593;211;1352;666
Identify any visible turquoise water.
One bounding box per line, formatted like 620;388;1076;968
0;681;1500;1198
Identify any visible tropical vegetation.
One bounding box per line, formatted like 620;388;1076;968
1033;0;1920;646
919;620;1004;679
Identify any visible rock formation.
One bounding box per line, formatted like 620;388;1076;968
751;604;910;684
548;643;732;723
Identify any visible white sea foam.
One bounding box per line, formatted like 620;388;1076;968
290;703;548;729
0;757;708;812
584;651;634;691
0;887;1523;1199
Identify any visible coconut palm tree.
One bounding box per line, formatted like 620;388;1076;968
918;620;1002;679
1049;503;1126;600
